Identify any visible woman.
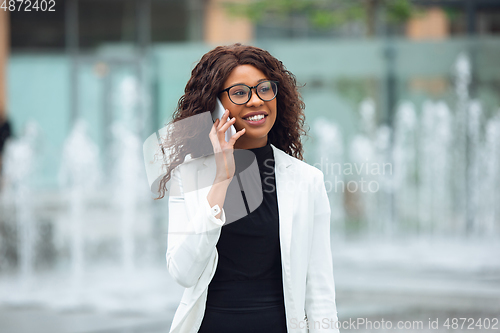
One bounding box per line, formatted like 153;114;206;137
156;44;340;333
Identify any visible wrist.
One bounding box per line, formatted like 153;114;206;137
214;172;232;184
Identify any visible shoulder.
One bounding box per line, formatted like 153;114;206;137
171;154;209;182
271;145;324;182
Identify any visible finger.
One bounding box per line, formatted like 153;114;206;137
218;110;230;129
211;119;219;131
210;120;223;150
217;117;235;142
227;128;246;146
210;129;221;146
214;117;225;138
219;117;236;134
211;118;219;133
210;123;219;143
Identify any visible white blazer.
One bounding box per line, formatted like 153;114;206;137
165;144;340;333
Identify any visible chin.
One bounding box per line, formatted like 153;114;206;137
244;129;270;139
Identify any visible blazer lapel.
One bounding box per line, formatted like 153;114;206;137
271;144;295;296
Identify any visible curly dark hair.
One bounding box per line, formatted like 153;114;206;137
154;43;307;200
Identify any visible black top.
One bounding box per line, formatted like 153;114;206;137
205;139;285;309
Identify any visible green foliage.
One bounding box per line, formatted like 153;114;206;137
310;3;367;29
222;0;420;34
443;7;461;23
385;0;415;24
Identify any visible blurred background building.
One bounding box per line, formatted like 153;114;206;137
1;1;500;333
1;0;499;183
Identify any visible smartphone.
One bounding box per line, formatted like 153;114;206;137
212;97;237;142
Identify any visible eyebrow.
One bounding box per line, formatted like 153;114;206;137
229;78;269;86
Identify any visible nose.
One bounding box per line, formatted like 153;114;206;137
246;88;264;107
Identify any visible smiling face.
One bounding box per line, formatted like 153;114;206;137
219;64;277;150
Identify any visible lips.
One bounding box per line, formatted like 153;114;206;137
242;111;268;119
242;115;267;126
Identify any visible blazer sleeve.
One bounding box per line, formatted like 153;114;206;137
166;166;225;288
304;170;340;333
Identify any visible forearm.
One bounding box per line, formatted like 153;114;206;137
207;175;231;219
167;195;226;287
166;171;229;287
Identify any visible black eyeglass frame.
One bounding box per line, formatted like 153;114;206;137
219;80;279;105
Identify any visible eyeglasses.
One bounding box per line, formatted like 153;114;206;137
219;80;278;105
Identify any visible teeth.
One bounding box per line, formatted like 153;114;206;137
246;114;265;121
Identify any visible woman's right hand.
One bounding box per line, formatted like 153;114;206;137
209;109;246;182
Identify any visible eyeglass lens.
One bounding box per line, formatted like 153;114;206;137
228;81;277;105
